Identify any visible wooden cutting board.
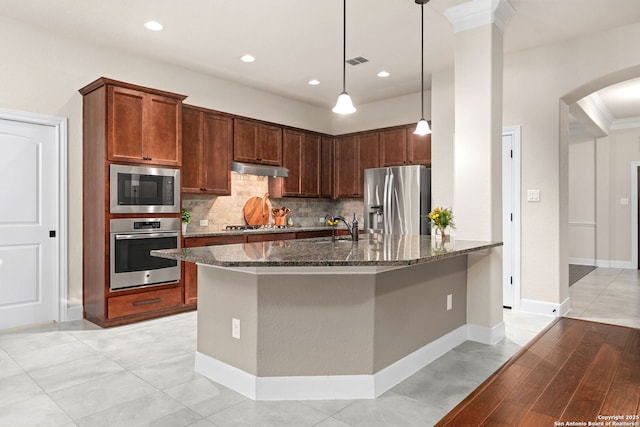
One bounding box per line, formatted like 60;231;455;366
243;193;269;225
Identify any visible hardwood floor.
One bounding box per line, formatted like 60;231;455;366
436;318;640;426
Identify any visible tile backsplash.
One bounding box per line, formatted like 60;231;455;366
182;172;363;232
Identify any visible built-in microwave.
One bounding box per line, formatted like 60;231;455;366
110;164;180;214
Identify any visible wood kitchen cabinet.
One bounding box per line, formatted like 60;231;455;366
233;118;283;166
87;79;186;166
79;77;190;328
320;136;334;198
380;124;431;166
273;129;320;197
182;105;232;195
334;131;380;198
406;125;431;166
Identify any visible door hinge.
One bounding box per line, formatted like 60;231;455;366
510;276;513;285
510;149;513;158
510;213;513;221
49;230;56;238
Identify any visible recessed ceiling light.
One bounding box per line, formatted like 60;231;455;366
144;21;163;31
308;79;320;86
241;54;255;63
377;71;390;78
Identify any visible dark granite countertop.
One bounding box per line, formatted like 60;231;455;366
153;234;502;268
183;226;334;238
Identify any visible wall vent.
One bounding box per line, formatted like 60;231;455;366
346;56;369;66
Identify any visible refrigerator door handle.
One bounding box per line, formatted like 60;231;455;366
383;173;390;233
387;172;394;233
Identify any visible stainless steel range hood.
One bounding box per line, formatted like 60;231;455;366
231;161;289;178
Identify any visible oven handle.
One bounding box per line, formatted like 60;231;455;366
114;232;179;240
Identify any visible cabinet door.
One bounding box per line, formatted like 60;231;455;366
202;113;232;195
233;119;258;162
108;86;145;162
380;128;407;166
282;130;302;196
144;94;182;166
181;107;203;193
257;123;283;165
320;136;334;198
357;132;380;196
301;133;321;196
406;126;431;165
334;136;359;198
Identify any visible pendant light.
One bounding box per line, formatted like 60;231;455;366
414;0;432;135
333;0;356;114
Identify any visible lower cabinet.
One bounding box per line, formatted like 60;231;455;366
107;287;183;319
182;230;333;305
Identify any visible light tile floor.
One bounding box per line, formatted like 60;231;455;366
565;267;640;329
1;267;636;426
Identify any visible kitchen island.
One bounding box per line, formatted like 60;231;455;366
153;234;502;400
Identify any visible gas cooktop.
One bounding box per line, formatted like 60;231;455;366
225;225;288;230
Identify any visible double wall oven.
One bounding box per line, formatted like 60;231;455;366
109;165;181;291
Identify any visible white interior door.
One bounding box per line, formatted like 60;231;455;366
0;115;59;329
502;126;521;310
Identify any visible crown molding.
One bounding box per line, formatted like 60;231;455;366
444;0;515;33
611;116;640;130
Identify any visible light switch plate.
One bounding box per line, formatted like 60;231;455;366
620;198;629;205
527;189;541;202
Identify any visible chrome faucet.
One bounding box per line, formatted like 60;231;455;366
326;213;359;241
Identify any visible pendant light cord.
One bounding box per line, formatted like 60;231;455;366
420;1;424;119
342;0;347;93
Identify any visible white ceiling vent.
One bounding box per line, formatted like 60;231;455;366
346;56;369;66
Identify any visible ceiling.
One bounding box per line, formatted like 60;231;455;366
2;0;640;121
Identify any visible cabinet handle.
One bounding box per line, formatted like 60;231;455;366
133;298;161;306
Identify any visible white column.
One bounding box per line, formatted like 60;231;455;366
445;0;515;341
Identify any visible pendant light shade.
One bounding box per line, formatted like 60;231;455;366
414;118;431;136
333;92;356;114
414;0;431;135
333;0;356;115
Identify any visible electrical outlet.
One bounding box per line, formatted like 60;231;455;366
319;217;326;223
199;219;209;227
447;294;452;311
232;318;240;339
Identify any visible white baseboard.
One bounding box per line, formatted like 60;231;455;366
595;259;633;269
195;324;468;401
568;258;596;266
373;325;467;396
569;258;633;269
466;321;506;345
520;298;570;317
66;305;83;322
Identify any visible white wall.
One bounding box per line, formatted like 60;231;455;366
568;138;596;264
608;128;640;265
501;22;640;307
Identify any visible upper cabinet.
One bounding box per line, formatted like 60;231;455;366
380;124;431;167
79;78;186;167
270;129;321;198
334;131;380;198
233;118;282;166
320;136;334;199
182;105;232;195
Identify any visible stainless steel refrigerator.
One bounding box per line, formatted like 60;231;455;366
363;165;431;235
